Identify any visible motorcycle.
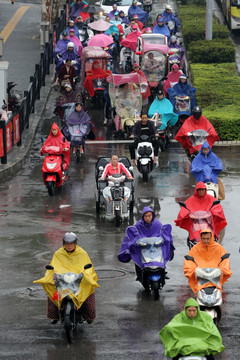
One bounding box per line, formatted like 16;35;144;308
120;47;136;74
184;253;230;325
41;141;69;196
45;263;93;344
177;200;224;249
142;0;152;13
135;133;155;182
95;156;134;227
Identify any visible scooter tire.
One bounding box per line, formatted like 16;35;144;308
115;209;121;227
142;164;148;182
76;148;80;163
47;181;55;196
152;280;159;300
64;302;73;344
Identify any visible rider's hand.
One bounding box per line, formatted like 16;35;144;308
155;133;159;138
129;134;134;139
128;176;134;180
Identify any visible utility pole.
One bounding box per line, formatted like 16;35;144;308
206;0;213;40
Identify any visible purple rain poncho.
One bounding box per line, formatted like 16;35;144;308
70;2;86;21
128;5;149;23
54;38;71;56
118;206;175;268
67;108;91;125
191;140;223;184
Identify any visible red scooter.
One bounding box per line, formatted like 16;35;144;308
41;144;69;196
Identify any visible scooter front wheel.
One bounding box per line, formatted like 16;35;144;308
152;280;159;300
64;302;73;344
46;181;55;196
142;164;149;182
115;209;121;227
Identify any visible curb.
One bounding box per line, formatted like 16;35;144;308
0;65;55;180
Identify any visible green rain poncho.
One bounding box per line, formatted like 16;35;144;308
159;298;224;358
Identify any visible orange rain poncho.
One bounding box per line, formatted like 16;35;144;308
183;229;232;294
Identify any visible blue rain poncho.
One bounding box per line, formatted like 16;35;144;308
105;23;119;40
152;18;170;41
128;4;149;23
191;140;223;183
148;96;178;130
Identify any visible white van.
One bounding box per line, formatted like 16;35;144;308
96;0;142;17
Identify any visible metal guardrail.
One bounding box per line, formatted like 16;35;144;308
0;4;68;164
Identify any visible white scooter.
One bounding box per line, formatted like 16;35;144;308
184;253;230;326
135;134;154;182
179;357;207;360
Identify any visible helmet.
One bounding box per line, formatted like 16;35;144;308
192;106;202;119
67;42;74;48
62;232;78;244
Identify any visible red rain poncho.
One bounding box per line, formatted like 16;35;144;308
131;65;151;100
175;182;227;240
163;64;183;94
41;123;70;165
175;114;219;155
120;29;141;51
183;229;232;294
83;60;111;97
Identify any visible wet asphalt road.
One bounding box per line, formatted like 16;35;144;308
0;92;240;359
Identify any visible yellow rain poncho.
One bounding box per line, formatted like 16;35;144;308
34;245;99;309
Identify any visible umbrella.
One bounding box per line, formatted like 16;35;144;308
88;19;112;32
88;34;114;47
81;4;104;13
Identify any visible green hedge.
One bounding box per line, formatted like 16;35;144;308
191;63;240;140
189;39;235;63
178;6;229;49
178;0;206;5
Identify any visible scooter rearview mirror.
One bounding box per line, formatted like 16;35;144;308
63;137;66;143
178;201;187;209
46;265;54;270
184;255;195;262
84;263;92;270
41;137;44;144
209;200;220;209
221;253;230;261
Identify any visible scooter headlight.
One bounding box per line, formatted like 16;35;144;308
145;146;152;156
138;148;145;156
46;162;57;170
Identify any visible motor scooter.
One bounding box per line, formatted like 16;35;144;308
45;263;93;344
135;134;155;182
142;0;152;13
177;200;224;249
41;141;69;196
184;253;230;325
179;357;207;360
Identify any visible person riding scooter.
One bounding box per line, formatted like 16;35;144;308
129;113;159;166
34;232;99;324
183;229;232;295
40;123;70;170
175;181;227;244
100;154;133;180
159;297;225;360
191;141;225;200
118;206;174;289
175;106;219;160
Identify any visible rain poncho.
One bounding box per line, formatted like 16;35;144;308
161;9;180;31
70;2;88;20
163;64;183;93
175;182;227;240
128;4;149;23
119;12;130;25
63;24;80;39
118;206;175;267
68;31;83;56
183;229;232;294
83;60;111;97
159;298;225;358
41;123;70;165
104;23;119;40
131;67;151;99
34;245;99;310
148;95;179;130
120;29;141;51
54;38;71;57
191;141;223;184
152;18;170;41
174;113;219;155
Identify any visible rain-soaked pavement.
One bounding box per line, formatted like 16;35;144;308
0;96;240;359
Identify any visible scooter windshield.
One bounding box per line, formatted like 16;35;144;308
187;129;209;147
112;83;142;120
174;95;191;113
142;51;166;81
190;211;213;238
137;237;164;265
53;272;83;301
196;267;222;287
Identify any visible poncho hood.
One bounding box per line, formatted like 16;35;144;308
141;206;155;221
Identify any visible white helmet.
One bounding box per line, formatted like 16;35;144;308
67;41;74;48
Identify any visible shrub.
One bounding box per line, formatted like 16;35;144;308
189;39;235;63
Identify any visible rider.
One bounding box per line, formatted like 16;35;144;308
83;60;111;98
128;0;149;24
40;123;70;170
152;17;170;42
169;35;185;69
100;154;133;180
161;4;180;34
34;232;99;324
191;140;225;200
55;57;78;90
163;63;183;94
143;52;161;71
183;228;232;294
54;83;81;119
175;106;219;157
129;113;159;166
175;181;227;242
118;206;174;285
148;88;179;130
159;297;225;360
